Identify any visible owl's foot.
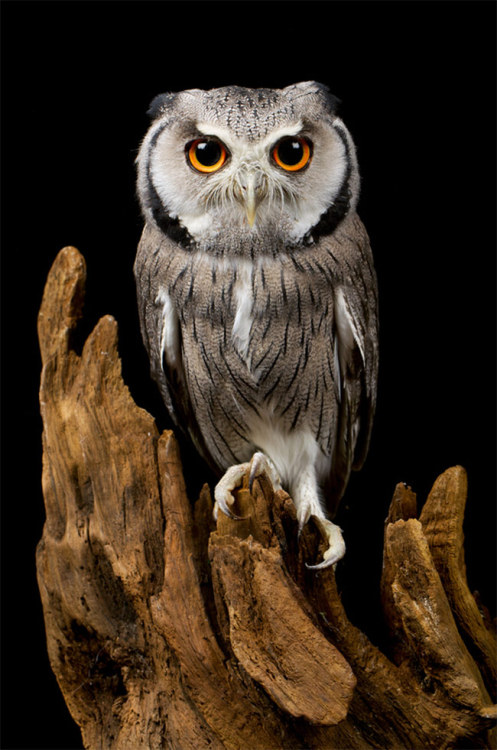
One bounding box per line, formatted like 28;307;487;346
305;518;346;570
213;451;281;521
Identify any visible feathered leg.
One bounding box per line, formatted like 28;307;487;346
291;468;346;569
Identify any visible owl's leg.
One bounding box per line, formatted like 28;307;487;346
213;451;281;520
292;469;346;570
214;452;344;569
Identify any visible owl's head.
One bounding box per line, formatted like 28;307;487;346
137;82;360;254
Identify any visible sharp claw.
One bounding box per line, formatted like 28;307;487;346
297;508;311;539
248;451;281;493
305;560;335;571
248;452;263;492
214;496;243;521
305;555;341;571
248;467;257;494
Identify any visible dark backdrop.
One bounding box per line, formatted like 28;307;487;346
1;2;495;748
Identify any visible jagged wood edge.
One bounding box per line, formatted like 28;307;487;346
37;247;496;749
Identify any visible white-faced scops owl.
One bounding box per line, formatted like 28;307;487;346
134;82;378;568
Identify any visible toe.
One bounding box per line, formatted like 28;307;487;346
306;518;346;570
213;463;250;520
213;491;240;520
248;452;281;493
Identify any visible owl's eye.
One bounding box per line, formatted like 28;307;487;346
187;138;228;173
272;137;312;172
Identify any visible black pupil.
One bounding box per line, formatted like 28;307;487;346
278;138;304;165
196;140;222;166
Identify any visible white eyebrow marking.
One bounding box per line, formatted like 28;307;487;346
195;123;239;151
260;121;304;149
195;121;304;152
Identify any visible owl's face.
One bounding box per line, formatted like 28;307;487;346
137;82;360;253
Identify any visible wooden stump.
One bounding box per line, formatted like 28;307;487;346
37;247;496;749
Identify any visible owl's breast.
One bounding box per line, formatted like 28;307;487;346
164;250;339;464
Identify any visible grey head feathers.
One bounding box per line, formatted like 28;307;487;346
147;82;341;135
136;81;359;257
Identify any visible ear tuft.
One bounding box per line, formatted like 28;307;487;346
286;81;342;115
323;90;342;115
147;93;176;120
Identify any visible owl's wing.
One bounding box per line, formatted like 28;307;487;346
326;224;379;508
134;229;212;464
135;264;184;423
149;288;186;420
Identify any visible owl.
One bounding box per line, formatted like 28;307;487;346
134;82;378;568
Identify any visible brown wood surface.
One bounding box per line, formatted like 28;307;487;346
37;247;496;749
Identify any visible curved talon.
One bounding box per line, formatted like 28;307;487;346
248;451;267;492
249;451;282;493
297;510;311;540
213;496;243;521
248;458;260;493
306;554;342;571
306;560;334;571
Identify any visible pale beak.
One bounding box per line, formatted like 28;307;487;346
243;172;258;228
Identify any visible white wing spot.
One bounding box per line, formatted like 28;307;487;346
155;288;180;369
334;287;365;366
232;260;253;362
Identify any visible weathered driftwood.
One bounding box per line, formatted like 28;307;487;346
37;247;496;749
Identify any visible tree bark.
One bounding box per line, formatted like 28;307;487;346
37;247;496;749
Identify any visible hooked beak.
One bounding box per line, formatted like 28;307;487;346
243;172;259;228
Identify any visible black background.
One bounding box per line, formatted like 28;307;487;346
1;2;495;748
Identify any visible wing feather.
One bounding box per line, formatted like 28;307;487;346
325;219;379;507
134;226;212;463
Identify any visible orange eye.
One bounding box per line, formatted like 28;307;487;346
187;138;227;173
272;136;312;172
